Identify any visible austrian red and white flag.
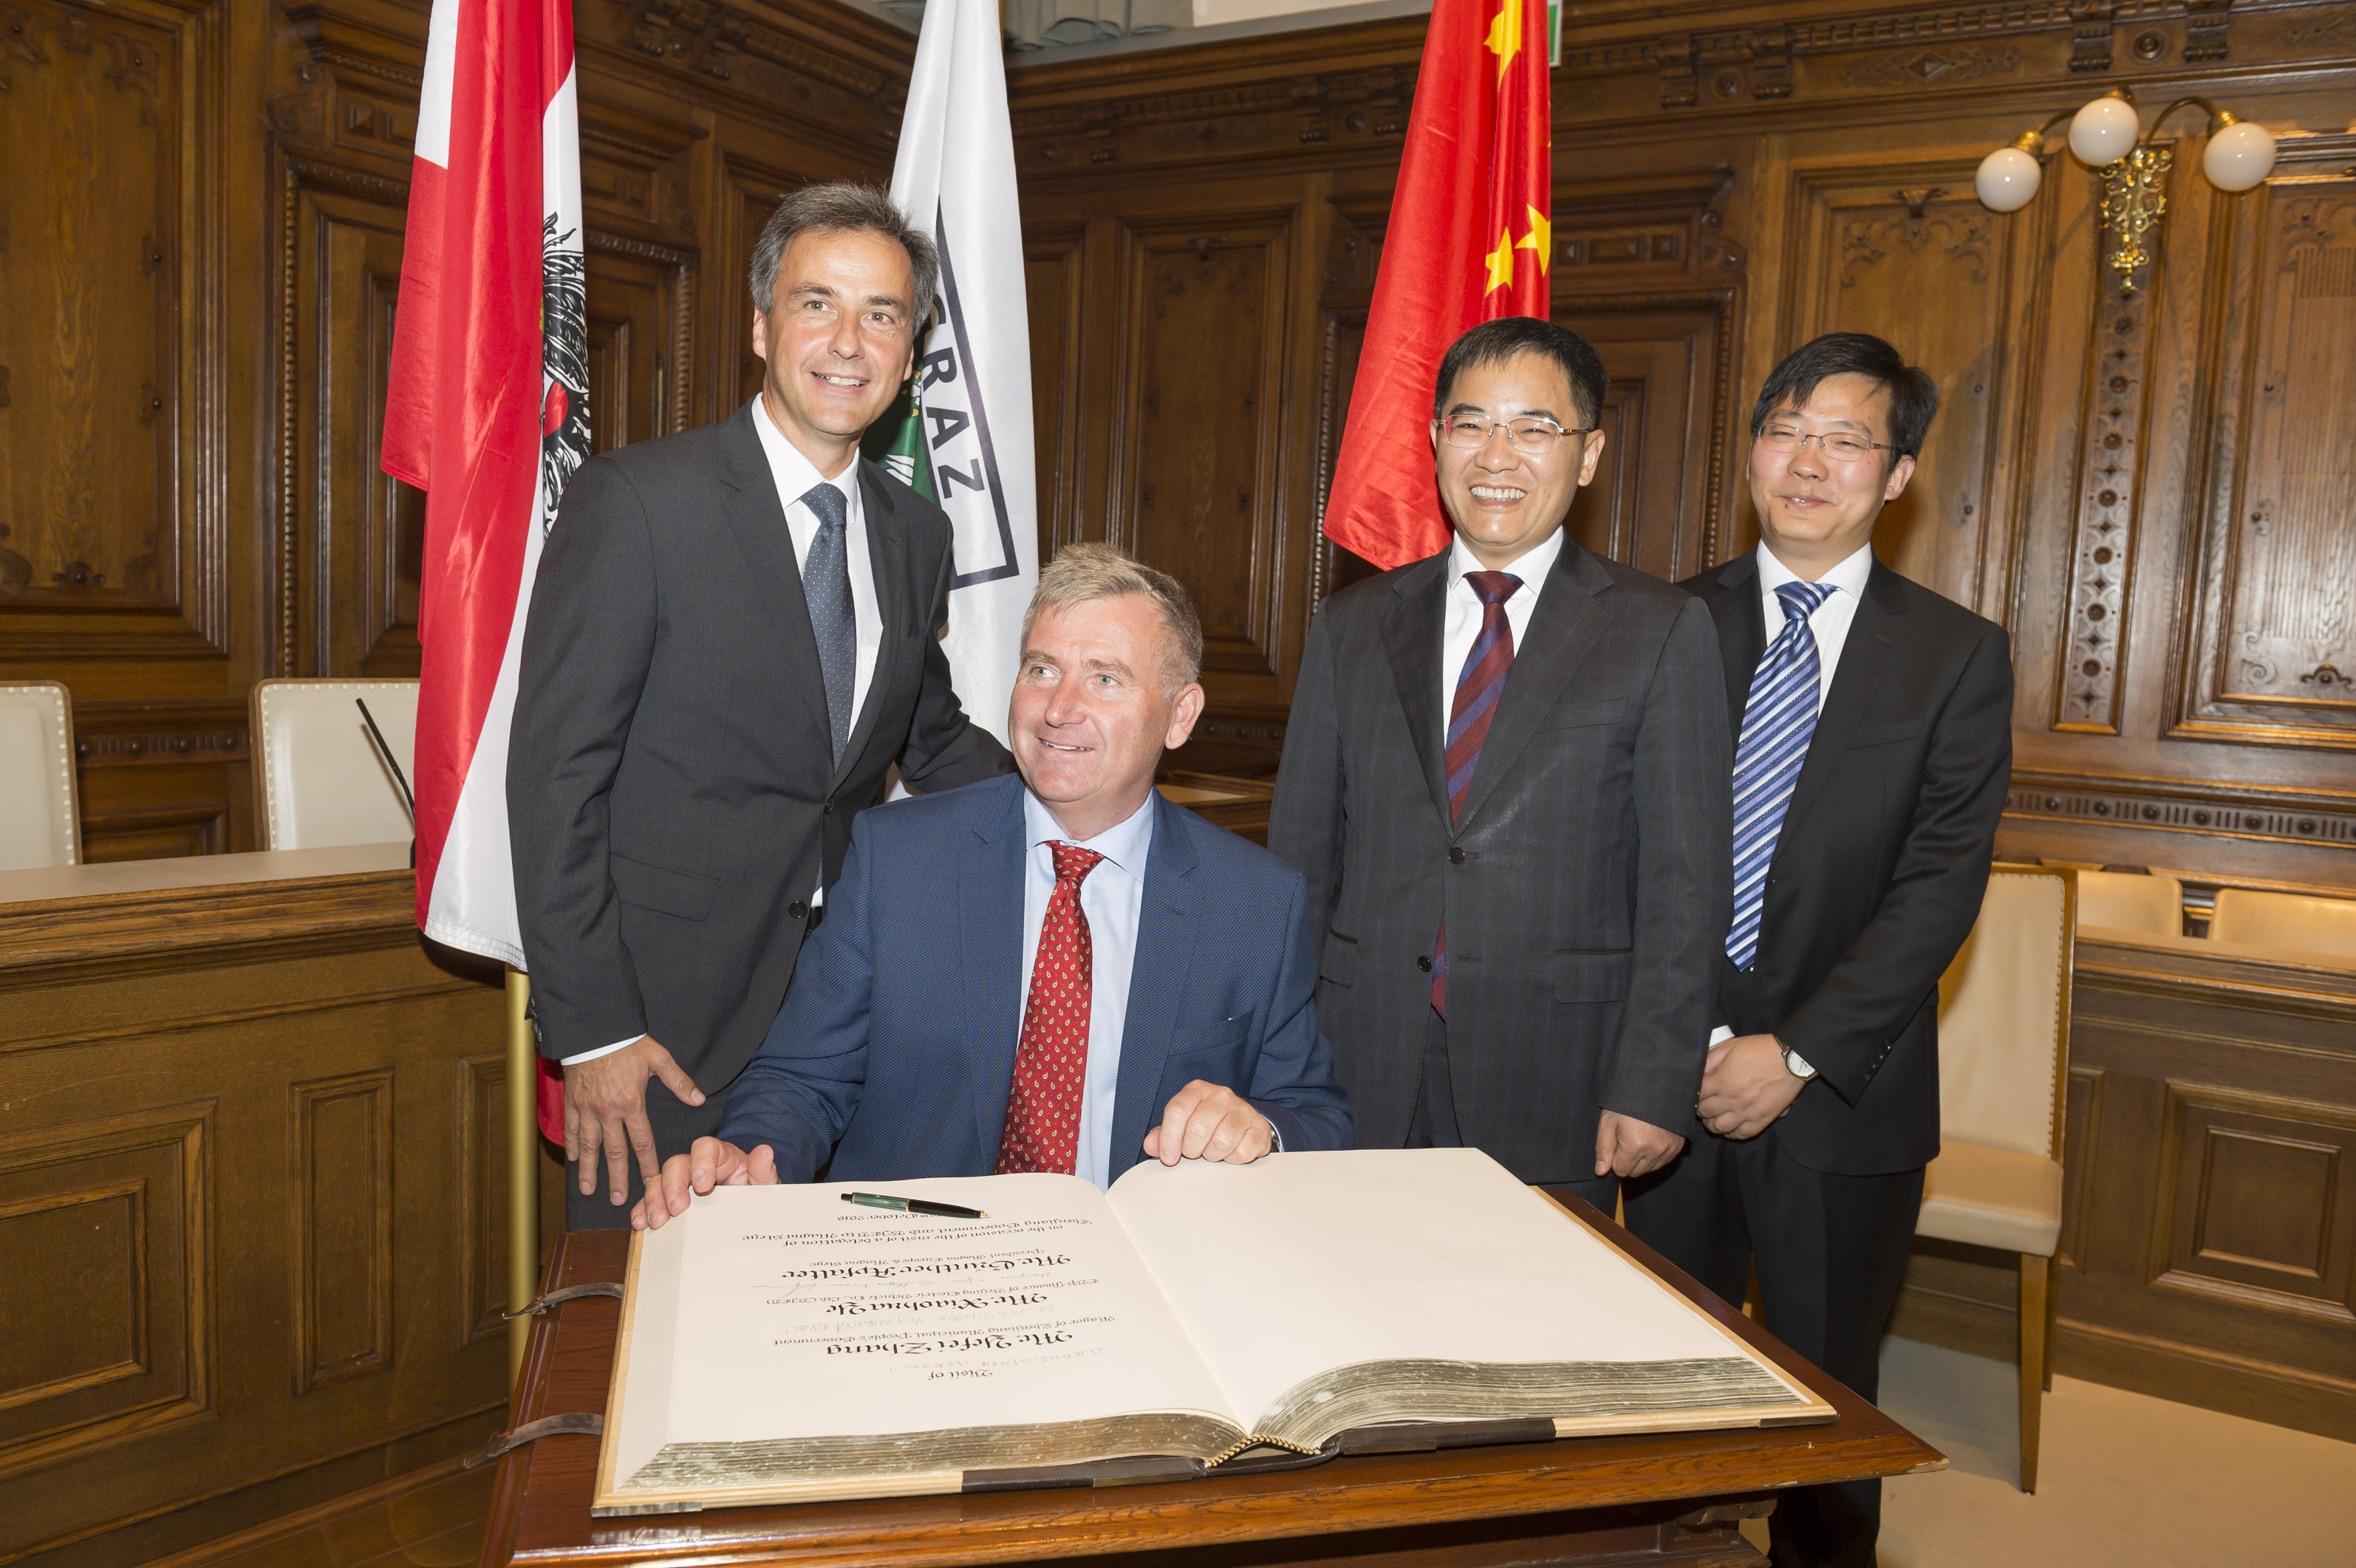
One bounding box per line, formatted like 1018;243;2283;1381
383;0;587;1136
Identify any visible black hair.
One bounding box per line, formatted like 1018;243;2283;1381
1432;316;1608;432
1750;332;1940;460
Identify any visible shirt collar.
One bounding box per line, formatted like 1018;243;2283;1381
748;395;856;513
1022;787;1157;884
1757;541;1874;602
1446;524;1567;596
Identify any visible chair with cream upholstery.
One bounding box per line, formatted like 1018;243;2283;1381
1917;863;2074;1493
0;681;83;871
2208;886;2356;960
250;679;420;851
2075;869;2182;936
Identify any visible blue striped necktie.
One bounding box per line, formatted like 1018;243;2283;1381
1726;579;1836;969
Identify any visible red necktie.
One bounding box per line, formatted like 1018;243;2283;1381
1433;570;1520;1017
996;842;1104;1174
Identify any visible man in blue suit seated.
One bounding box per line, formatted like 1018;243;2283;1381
632;544;1352;1226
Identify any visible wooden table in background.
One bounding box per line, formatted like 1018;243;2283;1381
480;1202;1942;1568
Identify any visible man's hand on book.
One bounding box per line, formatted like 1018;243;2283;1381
1594;1111;1684;1180
566;1035;706;1207
1142;1080;1274;1167
632;1136;781;1230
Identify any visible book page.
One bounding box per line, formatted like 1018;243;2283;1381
605;1173;1243;1495
1106;1147;1814;1439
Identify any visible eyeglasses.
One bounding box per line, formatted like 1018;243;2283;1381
1755;423;1893;462
1434;414;1591;455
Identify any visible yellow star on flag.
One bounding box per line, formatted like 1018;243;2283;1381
1483;0;1521;78
1483;228;1516;293
1516;205;1551;275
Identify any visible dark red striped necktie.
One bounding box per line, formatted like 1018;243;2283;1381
1433;570;1520;1016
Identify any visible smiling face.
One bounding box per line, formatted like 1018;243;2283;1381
1430;352;1605;572
1746;372;1917;578
751;227;921;477
1008;595;1206;843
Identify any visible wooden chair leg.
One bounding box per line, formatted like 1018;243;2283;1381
2018;1252;2050;1493
2043;1252;2059;1393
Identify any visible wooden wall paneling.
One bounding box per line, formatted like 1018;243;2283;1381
1104;201;1303;728
1024;219;1088;558
0;1104;211;1473
1775;155;2051;622
288;1069;394;1391
2151;1080;2356;1326
2170;136;2356;756
584;236;696;457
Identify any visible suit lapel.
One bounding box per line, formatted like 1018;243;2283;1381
836;464;910;785
960;780;1028;1158
1704;552;1766;744
1110;792;1200;1171
717;405;831;743
1378;555;1452;829
1452;545;1611;831
1780;559;1907;842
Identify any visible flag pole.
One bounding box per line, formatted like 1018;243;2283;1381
507;965;539;1381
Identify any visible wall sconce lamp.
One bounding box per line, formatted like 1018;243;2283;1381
1974;89;2278;294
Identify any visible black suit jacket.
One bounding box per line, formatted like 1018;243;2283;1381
508;403;1012;1087
1269;541;1732;1185
1684;551;2012;1176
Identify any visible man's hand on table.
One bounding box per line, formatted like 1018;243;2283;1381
564;1035;705;1207
1696;1033;1807;1141
632;1137;779;1230
1142;1080;1275;1166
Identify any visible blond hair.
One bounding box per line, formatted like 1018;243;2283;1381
1022;544;1203;692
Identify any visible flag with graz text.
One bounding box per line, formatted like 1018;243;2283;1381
1322;0;1551;570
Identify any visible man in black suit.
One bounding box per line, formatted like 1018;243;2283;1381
1623;332;2013;1568
1269;316;1731;1206
510;182;1012;1229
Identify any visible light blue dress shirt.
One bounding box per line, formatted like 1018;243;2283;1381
1018;789;1154;1191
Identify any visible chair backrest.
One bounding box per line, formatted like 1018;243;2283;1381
250;679;420;852
2208;887;2356;959
1936;865;2075;1160
0;681;82;871
2075;869;2183;936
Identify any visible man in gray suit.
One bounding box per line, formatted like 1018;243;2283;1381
510;183;1011;1229
1269;316;1730;1205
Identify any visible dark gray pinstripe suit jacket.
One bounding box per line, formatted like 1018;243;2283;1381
1269;539;1732;1185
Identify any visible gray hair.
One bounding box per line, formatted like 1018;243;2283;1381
748;182;939;325
1022;544;1204;692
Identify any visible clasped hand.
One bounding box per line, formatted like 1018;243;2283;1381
1694;1033;1806;1140
629;1079;1272;1231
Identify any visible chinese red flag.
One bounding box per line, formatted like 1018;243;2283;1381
1323;0;1551;570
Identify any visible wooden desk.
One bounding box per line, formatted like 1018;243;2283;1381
0;846;534;1565
481;1212;1941;1568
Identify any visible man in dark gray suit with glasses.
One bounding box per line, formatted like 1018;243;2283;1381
510;183;1011;1229
1270;315;1731;1211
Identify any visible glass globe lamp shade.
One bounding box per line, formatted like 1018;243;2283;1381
2203;119;2277;192
1975;146;2043;212
2069;95;2141;165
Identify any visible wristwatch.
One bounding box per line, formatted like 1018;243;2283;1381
1780;1043;1818;1081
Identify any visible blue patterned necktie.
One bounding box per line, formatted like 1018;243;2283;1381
1725;579;1837;969
799;482;856;762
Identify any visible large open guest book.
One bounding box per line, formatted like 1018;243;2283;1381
594;1146;1834;1514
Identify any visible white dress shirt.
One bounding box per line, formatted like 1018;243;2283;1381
1020;789;1155;1191
561;400;885;1067
1438;525;1566;733
1707;541;1875;1064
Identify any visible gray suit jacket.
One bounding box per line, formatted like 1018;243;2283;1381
508;403;1012;1089
1269;541;1732;1185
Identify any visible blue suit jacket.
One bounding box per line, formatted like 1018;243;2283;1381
719;773;1353;1182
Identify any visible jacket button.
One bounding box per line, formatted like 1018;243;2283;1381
822;796;835;815
1417;956;1433;972
789;900;809;920
1448;847;1467;865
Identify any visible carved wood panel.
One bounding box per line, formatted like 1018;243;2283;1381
290;1068;392;1390
1779;162;2047;621
2155;1081;2356;1326
1110;211;1297;698
2175;167;2356;752
1025;225;1086;558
